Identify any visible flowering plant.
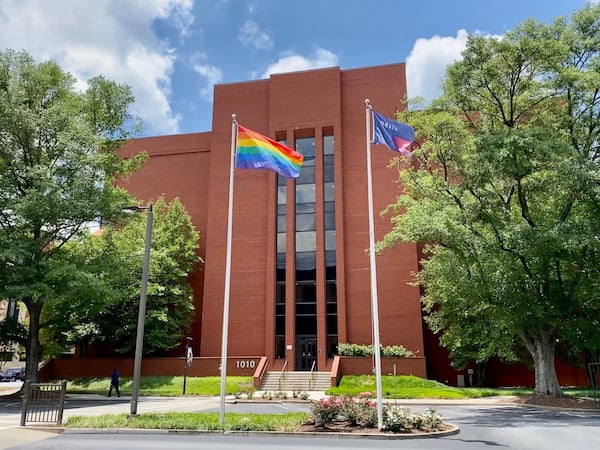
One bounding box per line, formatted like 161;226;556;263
309;395;445;432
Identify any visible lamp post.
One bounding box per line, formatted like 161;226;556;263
182;337;193;395
123;204;153;416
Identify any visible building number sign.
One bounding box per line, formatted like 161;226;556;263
235;360;256;369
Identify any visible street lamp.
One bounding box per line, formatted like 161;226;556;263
122;204;153;416
182;337;193;395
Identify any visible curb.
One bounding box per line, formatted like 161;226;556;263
47;423;460;440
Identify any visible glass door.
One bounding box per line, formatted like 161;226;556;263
295;336;317;371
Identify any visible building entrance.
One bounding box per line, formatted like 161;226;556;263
295;336;317;371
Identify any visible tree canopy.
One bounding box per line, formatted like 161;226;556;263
380;4;600;396
42;197;201;356
0;49;145;382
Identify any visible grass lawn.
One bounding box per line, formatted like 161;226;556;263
326;375;532;399
66;412;307;431
63;374;592;400
66;376;255;396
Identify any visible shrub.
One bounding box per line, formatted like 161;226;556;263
383;406;443;432
422;408;443;429
383;406;416;432
310;395;445;431
309;397;343;427
381;345;414;358
347;396;378;427
337;343;414;357
337;343;373;356
310;395;378;428
293;390;310;400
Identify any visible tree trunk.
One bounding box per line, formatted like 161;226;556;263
520;330;562;397
24;299;43;384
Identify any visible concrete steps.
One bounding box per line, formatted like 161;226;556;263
260;371;331;392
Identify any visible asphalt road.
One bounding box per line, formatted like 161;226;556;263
1;390;599;449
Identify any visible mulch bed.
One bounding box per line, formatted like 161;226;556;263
297;421;454;435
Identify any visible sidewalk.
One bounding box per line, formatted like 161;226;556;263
63;391;519;406
0;427;62;450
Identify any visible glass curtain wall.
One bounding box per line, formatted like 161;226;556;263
274;130;337;369
323;134;338;357
295;136;317;370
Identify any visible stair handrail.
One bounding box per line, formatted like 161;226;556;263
309;360;317;390
278;359;288;391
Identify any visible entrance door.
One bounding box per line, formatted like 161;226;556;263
295;336;317;371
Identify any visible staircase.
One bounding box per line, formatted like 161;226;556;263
260;371;331;392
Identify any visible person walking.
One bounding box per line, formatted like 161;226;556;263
108;368;120;397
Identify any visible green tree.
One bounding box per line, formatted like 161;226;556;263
0;50;144;382
380;5;600;397
43;197;200;356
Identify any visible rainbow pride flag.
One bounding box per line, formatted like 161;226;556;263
236;125;303;179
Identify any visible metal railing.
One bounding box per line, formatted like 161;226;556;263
278;359;288;391
20;380;67;426
309;360;317;391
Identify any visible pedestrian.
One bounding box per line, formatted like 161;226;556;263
108;368;120;397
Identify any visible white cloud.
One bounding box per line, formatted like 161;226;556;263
406;29;469;104
0;0;193;135
262;48;339;78
193;57;223;101
237;20;273;51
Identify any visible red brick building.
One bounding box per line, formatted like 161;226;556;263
118;63;426;374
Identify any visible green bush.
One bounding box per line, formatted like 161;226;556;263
381;345;414;358
337;343;373;356
337;343;414;357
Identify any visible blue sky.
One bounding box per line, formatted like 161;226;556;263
0;0;595;137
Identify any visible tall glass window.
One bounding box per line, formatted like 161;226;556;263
323;134;338;358
295;136;317;339
275;144;287;358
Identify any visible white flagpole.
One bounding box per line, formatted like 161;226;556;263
219;114;238;427
365;99;384;429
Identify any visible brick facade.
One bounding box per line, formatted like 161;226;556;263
119;64;426;375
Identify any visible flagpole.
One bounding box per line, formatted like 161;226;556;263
365;99;384;429
219;114;237;427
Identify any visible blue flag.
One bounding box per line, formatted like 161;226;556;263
372;110;415;156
